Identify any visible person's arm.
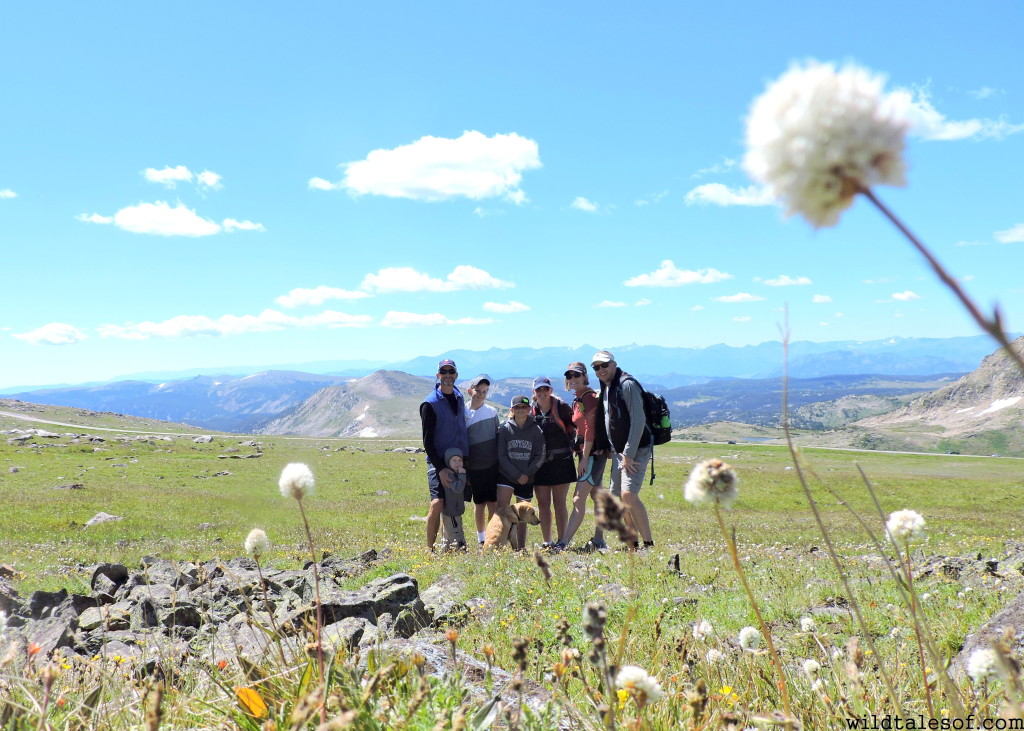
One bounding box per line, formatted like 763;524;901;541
419;403;446;471
620;379;646;459
525;428;546;477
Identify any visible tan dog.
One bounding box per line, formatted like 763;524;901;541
482;501;540;552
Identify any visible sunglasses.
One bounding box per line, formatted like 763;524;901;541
564;371;583;379
439;368;457;375
592;362;612;371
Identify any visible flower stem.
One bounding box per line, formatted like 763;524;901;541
296;497;326;724
255;559;289;668
712;503;792;719
860;186;1024;375
780;319;904;716
901;540;935;719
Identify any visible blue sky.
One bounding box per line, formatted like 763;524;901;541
2;2;1023;388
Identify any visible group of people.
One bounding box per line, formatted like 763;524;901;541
419;350;656;553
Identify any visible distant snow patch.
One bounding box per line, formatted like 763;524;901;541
955;407;976;413
356;427;379;437
354;412;366;422
975;397;1022;416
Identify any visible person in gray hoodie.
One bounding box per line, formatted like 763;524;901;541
440;447;470;550
497;395;546;549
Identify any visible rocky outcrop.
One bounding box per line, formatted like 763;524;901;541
1;549;451;678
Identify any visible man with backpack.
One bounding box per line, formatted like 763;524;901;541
592;350;655;551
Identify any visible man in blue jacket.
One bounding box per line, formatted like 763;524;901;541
420;358;470;552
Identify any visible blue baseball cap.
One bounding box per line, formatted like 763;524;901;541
532;376;553;390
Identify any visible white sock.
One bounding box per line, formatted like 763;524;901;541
477;531;486;542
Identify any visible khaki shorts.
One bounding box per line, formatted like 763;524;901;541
609;446;652;496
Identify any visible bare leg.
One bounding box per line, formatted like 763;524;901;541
426;498;444;550
516;521;528;551
562;481;594;547
475;502;487;534
535;484;553;543
496;484;514;509
621;491;653;543
552;483;570;543
590;494;605;542
485;501;497;520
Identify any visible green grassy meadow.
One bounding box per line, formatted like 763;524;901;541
2;421;1022;728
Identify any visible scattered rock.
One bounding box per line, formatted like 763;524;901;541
212;471;233;477
85;512;124;528
951;590;1024;678
374;490;391;496
53;483;85;490
193;436;214;444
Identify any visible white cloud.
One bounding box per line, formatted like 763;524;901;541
690;305;704;311
380;311;493;328
967;86;1002;100
314;131;541;203
713;292;765;303
483;300;530;313
892;291;922;301
144;165;193;187
764;274;812;287
834;312;844;318
360;265;512;293
275;286;371;308
0;189;16;199
223;218;266;232
570;196;598;212
595;300;627;308
684;183;775;207
890;85;1024;141
812;294;832;303
624;260;732;288
505;189;528;206
308;177;336;191
692;157;736;178
634;298;652;307
995;223;1024;244
98;308;372;340
197;170;223;189
634;190;669;206
78;201;263;237
819;321;829;326
13;322;87;345
732;316;752;322
76;213;113;224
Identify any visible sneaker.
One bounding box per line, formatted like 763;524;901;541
553;541;567;553
589;537;608;550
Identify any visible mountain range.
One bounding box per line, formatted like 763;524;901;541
2;334;1009;394
5;334;1022;449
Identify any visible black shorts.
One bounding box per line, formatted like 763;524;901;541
499;474;534;502
467;465;499;504
534;456;577;486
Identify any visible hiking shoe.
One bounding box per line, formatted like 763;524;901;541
540;541;555;552
588;537;608;550
553;541;567;553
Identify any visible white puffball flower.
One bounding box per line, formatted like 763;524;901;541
693;619;714;641
684;459;738;509
616;665;664;704
744;60;909;228
800;617;816;633
886;509;926;543
706;649;724;665
245;528;270;559
279;462;315;500
739;626;762;651
967;648;999;684
802;659;821;679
